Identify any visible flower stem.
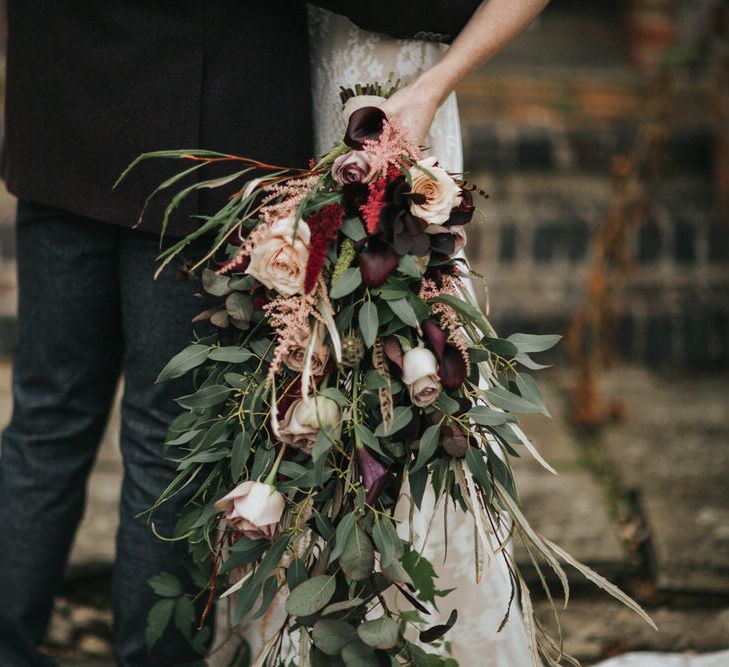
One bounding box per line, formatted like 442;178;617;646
264;443;288;486
352;363;363;450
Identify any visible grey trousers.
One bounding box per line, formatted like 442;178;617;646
0;200;209;666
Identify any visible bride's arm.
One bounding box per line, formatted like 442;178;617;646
380;0;550;145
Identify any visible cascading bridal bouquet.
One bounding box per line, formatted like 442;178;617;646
123;96;654;667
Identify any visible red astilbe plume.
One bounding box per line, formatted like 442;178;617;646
304;204;344;293
360;177;387;235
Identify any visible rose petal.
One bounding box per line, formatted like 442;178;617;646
447;189;475;226
357;237;399;287
438;345;467;390
344;106;387;150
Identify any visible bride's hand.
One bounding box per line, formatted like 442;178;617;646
379;83;440;148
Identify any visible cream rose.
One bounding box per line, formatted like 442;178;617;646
282;326;330;376
278;396;341;455
246;214;310;296
408;156;462;225
401;347;442;407
214;481;285;541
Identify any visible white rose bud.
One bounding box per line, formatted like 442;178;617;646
408;156;462;225
214;481;285;541
401;347;442;407
246;214;310;296
279;396;341;455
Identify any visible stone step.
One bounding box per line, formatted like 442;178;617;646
511;374;628;583
600;368;729;596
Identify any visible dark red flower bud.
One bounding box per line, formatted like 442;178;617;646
356;446;391;505
357;237;399;287
439;345;467;390
422;318;447;359
344;106;387;150
382;336;404;370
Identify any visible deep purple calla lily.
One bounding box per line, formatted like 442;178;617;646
382;335;404;370
357;237;399;287
422;318;447;359
344;106;387;150
439;345;467;390
356;446;390;504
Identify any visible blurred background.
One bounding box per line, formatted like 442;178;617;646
0;1;727;666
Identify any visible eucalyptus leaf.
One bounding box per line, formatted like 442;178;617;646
202;268;233;297
358;302;378;349
176;385;232;410
285;575;337;617
330;267;362;299
340;524;375;581
375;406;412;438
372;517;403;569
386;298;418;328
357;616;399;650
465;446;491;494
208;346;253;363
313;619;358;656
468;406;512;426
411;425;440;474
506;333;561;353
341;639;379;667
157;344;209;383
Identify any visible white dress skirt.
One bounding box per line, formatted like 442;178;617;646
307;8;535;667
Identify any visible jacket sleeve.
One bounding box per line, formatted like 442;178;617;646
307;1;480;44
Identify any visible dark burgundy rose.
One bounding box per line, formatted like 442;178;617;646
356;446;391;504
357;236;399;287
447;189;475;227
344;106;387;150
439;345;467;390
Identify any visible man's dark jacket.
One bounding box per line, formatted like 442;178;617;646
1;1;475;235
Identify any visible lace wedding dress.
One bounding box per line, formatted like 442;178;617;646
307;8;534;667
208;9;534;667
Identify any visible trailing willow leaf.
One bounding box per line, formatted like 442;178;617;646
544;537;657;630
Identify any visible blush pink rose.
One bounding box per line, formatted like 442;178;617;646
214;481;285;541
331;150;376;185
278;396;341;455
401;347;442;407
245;214;310;296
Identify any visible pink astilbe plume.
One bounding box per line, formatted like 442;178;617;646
259;175;319;226
263;292;321;384
216;220;273;276
420;274;471;376
362;117;422;176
